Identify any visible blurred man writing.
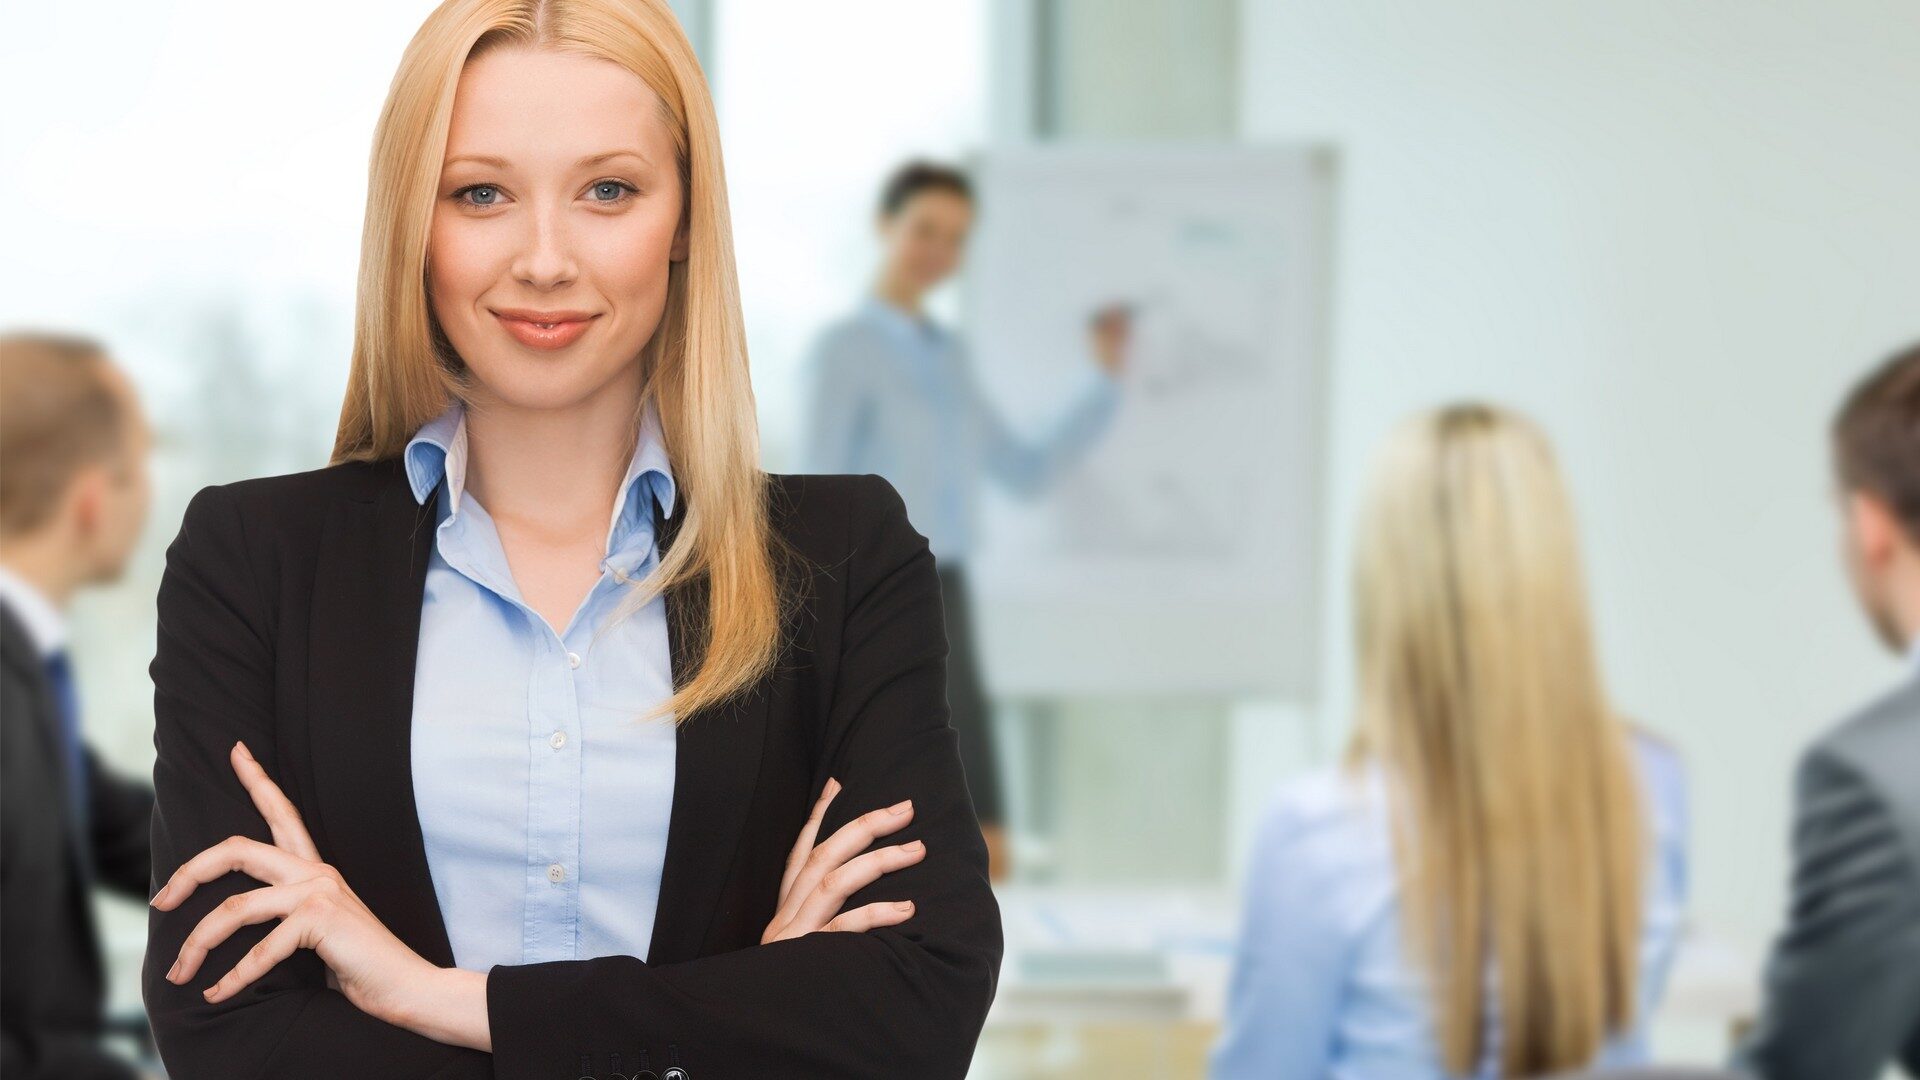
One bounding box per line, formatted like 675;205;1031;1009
802;161;1130;880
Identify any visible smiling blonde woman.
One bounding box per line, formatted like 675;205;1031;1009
137;2;1000;1077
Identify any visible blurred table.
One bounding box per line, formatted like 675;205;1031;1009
973;884;1235;1079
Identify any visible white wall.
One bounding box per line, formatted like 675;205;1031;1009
1241;0;1920;973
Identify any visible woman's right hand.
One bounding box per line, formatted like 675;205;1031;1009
761;778;926;943
1088;302;1133;377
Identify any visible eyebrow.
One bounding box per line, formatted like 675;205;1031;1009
442;149;651;171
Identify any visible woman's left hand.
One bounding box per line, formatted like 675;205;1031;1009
153;741;441;1028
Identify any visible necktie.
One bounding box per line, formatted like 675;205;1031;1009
42;648;90;836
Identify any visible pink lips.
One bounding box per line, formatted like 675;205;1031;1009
492;310;597;350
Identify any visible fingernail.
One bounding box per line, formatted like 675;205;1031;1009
903;840;924;853
149;886;165;907
166;959;180;983
235;741;255;762
895;901;914;913
202;986;217;1001
826;777;841;795
889;799;912;815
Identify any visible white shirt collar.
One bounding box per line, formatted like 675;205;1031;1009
0;561;67;659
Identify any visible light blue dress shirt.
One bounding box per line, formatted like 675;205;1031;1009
801;294;1120;564
1211;733;1689;1080
403;399;679;971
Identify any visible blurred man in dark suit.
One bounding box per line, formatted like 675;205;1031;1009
0;331;157;1079
1734;341;1920;1080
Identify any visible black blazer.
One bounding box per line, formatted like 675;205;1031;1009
141;458;1002;1079
0;601;153;1080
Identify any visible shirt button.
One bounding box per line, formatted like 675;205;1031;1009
547;863;565;884
548;730;566;750
566;651;581;669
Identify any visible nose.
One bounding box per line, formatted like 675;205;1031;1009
509;201;579;290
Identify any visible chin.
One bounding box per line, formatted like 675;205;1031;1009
462;356;633;413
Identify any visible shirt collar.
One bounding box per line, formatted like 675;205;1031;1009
0;561;66;658
859;293;944;348
403;398;678;541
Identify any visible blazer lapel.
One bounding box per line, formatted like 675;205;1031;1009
0;603;68;795
305;462;458;967
0;602;93;887
645;498;772;965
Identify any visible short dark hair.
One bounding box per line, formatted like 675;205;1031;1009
1834;340;1920;537
877;159;972;218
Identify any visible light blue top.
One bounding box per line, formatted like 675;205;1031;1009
1211;733;1689;1080
801;294;1120;564
403;399;679;971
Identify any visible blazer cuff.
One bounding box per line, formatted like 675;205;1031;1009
487;957;657;1080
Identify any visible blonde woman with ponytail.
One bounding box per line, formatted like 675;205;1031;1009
138;2;999;1076
1213;404;1687;1079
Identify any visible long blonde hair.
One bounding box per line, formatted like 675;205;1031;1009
331;0;781;722
1348;404;1644;1076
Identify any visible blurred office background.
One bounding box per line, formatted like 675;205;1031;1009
4;1;1919;1076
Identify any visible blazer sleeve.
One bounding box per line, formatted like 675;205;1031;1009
143;484;491;1079
485;474;1004;1079
83;746;153;901
1733;745;1920;1080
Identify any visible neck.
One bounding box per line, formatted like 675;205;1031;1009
872;272;924;316
0;544;77;610
461;370;645;539
1878;553;1920;653
1893;596;1920;655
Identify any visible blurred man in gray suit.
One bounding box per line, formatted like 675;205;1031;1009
1734;341;1920;1080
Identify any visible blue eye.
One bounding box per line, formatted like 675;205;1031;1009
452;184;500;207
590;180;639;204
